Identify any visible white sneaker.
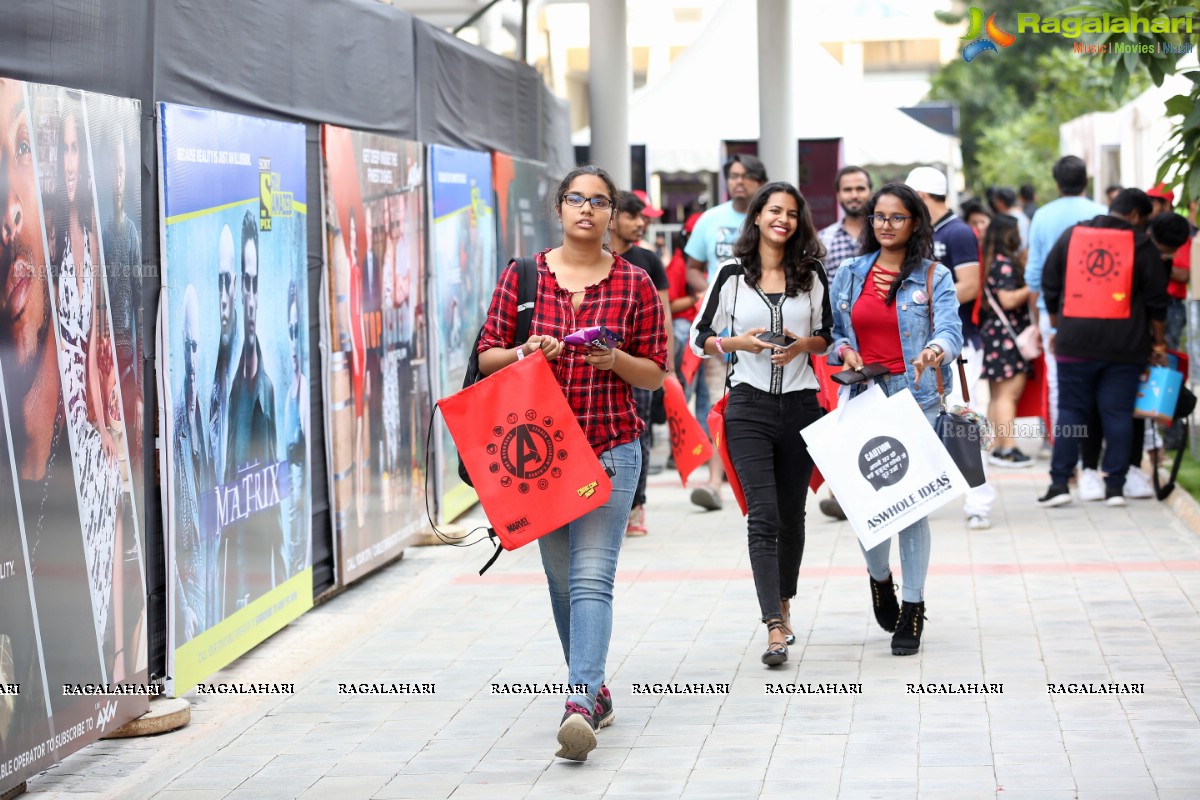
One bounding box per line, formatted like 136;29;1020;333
1122;468;1155;500
967;515;991;530
1078;468;1105;502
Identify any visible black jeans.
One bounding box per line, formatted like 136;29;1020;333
632;388;653;508
724;384;821;622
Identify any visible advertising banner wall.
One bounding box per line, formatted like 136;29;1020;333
492;152;552;266
158;103;312;695
427;145;496;522
0;78;149;792
320;125;431;584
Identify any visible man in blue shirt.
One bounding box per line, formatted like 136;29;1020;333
1025;156;1108;447
684;154;767;510
908;166;994;531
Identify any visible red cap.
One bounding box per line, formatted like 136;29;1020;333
633;190;664;218
684;212;702;234
1147;183;1176;204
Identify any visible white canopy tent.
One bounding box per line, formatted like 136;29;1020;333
575;0;961;185
1059;55;1198;204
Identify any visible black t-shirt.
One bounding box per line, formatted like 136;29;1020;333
620;245;669;291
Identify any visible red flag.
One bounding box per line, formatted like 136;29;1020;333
808;355;839;493
707;395;748;516
681;348;702;384
662;376;713;486
811;355;841;413
1063;227;1134;320
439;351;611;550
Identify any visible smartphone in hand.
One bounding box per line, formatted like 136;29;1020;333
755;331;797;348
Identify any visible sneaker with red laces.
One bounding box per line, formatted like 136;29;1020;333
594;684;614;729
555;701;597;761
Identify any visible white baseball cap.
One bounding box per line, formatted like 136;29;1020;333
905;166;948;196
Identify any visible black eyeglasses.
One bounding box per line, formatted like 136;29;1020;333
183;337;198;354
868;214;912;228
219;272;233;291
563;193;612;210
289;322;300;341
243;273;258;293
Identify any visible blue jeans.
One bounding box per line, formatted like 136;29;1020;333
1051;359;1142;492
538;440;640;710
859;373;936;604
1166;298;1186;352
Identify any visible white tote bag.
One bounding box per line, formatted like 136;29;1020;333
801;383;968;550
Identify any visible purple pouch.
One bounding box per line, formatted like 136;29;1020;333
564;326;623;350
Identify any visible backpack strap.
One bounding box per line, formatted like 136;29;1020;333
513;256;538;346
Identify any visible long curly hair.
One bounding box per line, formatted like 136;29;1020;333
860;183;933;305
732;182;824;296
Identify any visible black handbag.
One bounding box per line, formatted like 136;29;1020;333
1150;383;1197;500
926;262;987;488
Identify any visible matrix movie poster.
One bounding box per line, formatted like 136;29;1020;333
427;145;496;523
320;126;431;584
492;152;552;268
158;103;313;695
0;79;148;792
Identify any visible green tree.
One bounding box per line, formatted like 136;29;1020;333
929;0;1066;188
973;49;1146;201
1067;0;1200;205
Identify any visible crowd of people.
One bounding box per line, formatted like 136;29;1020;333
471;154;1197;763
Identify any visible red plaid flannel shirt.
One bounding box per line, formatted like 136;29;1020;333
479;249;668;456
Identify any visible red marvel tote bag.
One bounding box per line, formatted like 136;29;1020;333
439;351;611;550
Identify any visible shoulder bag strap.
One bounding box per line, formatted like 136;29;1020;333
926;261;970;405
723;268;740;396
982;283;1022;346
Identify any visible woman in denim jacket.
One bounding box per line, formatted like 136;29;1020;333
827;183;963;656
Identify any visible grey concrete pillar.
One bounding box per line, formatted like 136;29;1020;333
588;0;630;188
757;0;796;185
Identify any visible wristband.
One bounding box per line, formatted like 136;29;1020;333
837;344;851;359
714;337;727;355
515;345;526;361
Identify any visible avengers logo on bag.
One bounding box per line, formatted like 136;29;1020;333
487;411;565;492
439;351;611;550
1063;227;1134;319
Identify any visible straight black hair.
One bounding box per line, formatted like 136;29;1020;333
860;183;934;306
722;153;768;183
732;182;824;297
554;164;618;213
1052;155;1089;196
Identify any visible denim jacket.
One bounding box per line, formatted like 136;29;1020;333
828;252;963;410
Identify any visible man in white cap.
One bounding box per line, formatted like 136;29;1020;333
907;166;995;531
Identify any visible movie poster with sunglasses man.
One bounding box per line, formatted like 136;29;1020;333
158;103;313;695
427;145;496;522
320;125;431;585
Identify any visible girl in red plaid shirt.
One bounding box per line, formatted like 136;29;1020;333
478;165;667;761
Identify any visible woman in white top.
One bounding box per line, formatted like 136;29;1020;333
690;182;832;666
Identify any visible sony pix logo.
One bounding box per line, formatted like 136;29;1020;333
962;7;1016;62
258;157;295;231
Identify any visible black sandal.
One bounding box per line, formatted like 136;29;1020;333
761;619;788;666
780;599;796;646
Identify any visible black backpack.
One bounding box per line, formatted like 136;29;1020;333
457;256;538;487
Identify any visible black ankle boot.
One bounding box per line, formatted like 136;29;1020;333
869;573;899;633
891;601;926;656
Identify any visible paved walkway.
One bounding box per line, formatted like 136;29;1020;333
23;438;1200;800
